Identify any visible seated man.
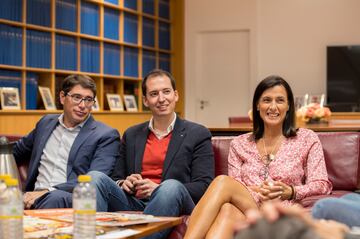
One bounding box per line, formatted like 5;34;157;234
14;74;120;209
89;69;215;239
312;192;360;227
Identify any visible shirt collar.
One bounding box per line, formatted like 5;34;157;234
58;113;90;131
148;113;177;139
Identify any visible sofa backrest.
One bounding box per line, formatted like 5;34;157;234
211;132;360;191
317;132;360;190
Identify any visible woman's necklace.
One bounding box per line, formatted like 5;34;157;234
260;135;283;180
262;135;283;162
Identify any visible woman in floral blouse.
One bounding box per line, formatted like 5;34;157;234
184;75;332;239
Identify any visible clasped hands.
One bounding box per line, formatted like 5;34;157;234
257;180;292;202
121;174;159;199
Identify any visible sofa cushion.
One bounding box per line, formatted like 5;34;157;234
212;136;235;176
300;190;351;208
317;132;360;191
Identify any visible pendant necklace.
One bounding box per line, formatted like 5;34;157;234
262;135;283;162
260;135;283;180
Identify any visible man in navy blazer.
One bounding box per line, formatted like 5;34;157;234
14;75;120;209
89;69;214;239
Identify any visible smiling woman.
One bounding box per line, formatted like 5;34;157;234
183;76;332;239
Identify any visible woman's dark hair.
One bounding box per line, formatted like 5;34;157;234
142;69;176;96
61;74;97;97
252;75;297;139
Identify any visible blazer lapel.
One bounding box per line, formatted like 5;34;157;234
162;118;186;177
67;116;96;176
134;125;149;173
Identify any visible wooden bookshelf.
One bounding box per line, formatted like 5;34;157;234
0;0;184;135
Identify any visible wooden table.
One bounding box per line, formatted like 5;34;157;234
112;216;182;239
209;120;360;136
24;209;182;239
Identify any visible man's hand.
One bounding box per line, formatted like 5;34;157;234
121;174;142;194
134;178;159;199
23;190;49;209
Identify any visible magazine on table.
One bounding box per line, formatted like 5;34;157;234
24;209;162;227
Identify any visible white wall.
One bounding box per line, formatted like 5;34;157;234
184;0;258;121
185;0;360;121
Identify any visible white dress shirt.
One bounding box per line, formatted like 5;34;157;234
34;114;89;191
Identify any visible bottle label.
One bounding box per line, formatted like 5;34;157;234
0;204;23;219
73;199;96;215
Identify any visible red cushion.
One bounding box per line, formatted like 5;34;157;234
317;132;360;191
300;190;351;208
212;136;235;176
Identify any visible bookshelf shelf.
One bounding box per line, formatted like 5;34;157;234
0;0;184;135
0;0;174;113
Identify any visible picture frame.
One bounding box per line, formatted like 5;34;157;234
0;87;21;110
106;94;124;111
310;94;326;107
294;95;306;110
38;86;56;110
123;94;138;112
92;96;100;111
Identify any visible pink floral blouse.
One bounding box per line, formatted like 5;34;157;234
228;128;332;205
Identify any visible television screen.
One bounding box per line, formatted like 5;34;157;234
327;46;360;112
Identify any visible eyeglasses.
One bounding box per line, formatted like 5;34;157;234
65;92;95;107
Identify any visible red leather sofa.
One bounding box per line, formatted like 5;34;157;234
3;132;360;238
168;132;360;239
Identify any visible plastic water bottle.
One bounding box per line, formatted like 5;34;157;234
0;174;11;195
0;178;23;239
73;175;96;239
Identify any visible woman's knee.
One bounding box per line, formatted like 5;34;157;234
218;203;245;221
212;175;231;187
218;203;235;217
210;175;239;193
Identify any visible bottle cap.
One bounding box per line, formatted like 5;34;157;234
78;175;91;183
5;178;18;186
0;174;12;181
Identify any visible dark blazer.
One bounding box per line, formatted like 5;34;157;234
111;117;214;204
13;114;121;192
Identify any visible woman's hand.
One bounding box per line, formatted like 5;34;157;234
258;181;293;201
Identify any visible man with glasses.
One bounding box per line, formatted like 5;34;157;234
88;69;214;239
14;74;120;209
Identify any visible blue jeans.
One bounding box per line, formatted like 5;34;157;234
312;193;360;227
32;190;72;209
88;171;195;239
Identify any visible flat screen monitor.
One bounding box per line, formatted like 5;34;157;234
327;45;360;112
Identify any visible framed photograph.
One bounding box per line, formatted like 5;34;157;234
294;95;306;110
38;86;56;110
106;94;124;111
124;94;138;112
310;94;326;107
0;87;21;110
92;96;100;111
